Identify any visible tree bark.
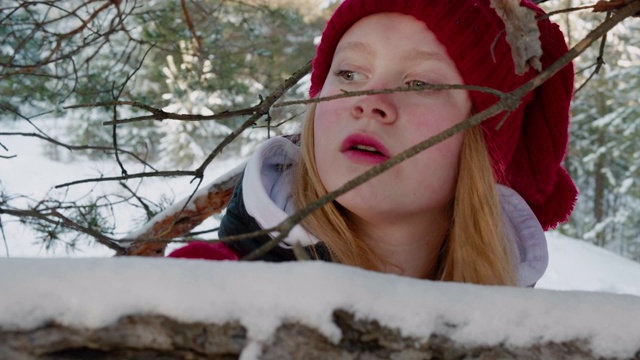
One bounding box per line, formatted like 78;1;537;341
1;310;629;360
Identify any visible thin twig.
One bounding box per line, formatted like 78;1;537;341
194;61;312;177
54;170;196;188
0;215;9;257
575;11;612;94
272;83;505;109
121;224;281;245
111;103;128;176
180;0;205;63
542;4;595;18
108;43;156;176
84;61;309;126
94;75;506;127
119;182;154;220
0;132;157;171
187;227;219;237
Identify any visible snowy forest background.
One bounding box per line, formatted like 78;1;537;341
1;0;640;264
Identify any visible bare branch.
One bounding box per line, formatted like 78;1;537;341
575;11;612;94
180;0;205;63
194;61;312;177
0;132;157;171
594;0;640;15
93;82;506;127
53;61;312;189
544;4;596;18
0;215;9;257
54;170;196;189
95;61;312;126
1;0;154;115
273;83;506;109
119;182;154;221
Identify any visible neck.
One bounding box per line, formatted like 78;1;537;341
349;212;449;279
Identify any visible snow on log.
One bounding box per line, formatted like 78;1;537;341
1;258;639;359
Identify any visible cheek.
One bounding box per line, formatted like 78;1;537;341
431;129;464;165
313;105;333;168
313;101;344;144
403;104;468;153
410;128;464;187
442;135;464;168
313;106;331;151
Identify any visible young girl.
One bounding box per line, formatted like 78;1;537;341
169;0;577;287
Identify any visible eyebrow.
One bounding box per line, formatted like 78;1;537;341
401;50;449;65
334;41;375;57
335;42;449;66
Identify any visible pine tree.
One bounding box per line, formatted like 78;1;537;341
548;0;640;260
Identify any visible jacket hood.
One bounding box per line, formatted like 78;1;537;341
243;137;548;287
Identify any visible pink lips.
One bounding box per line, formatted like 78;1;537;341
340;133;390;165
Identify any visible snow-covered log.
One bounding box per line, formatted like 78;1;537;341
1;259;639;359
0;311;611;359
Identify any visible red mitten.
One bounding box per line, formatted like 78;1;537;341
168;241;239;261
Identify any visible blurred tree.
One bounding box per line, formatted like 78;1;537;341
125;0;329;166
1;0;329;166
548;0;640;261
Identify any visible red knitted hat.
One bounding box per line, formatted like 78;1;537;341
309;0;577;230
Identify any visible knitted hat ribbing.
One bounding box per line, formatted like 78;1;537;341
309;0;577;230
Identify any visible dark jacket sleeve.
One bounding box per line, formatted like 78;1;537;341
218;171;297;262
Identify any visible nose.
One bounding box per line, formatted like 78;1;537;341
351;92;398;124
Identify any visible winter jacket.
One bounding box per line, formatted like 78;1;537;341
169;136;549;287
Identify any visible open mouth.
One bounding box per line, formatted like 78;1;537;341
341;134;390;164
351;144;385;156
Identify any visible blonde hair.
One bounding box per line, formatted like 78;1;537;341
292;104;516;285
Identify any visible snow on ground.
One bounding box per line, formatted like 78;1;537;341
0;119;243;257
1;258;639;359
539;232;640;296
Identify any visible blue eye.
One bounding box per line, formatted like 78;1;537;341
335;70;364;82
406;80;428;89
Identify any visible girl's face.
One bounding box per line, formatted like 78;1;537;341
314;13;472;225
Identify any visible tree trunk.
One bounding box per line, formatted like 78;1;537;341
594;95;608;247
0;311;618;360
